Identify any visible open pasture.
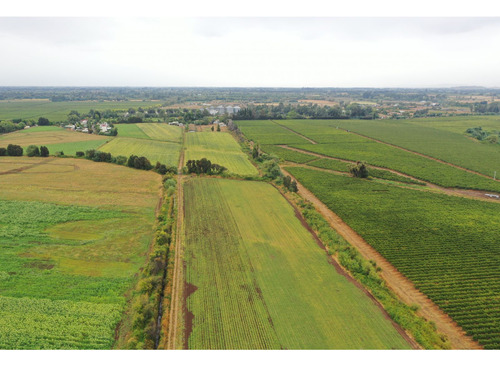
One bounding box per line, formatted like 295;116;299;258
185;132;258;176
99;137;181;166
0;157;161;349
287;167;500;349
183;177;412;349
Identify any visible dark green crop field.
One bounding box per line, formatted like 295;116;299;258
287;167;500;349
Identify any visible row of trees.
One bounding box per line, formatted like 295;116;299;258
185;158;227;175
0;144;49;157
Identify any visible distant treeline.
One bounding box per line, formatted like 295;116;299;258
233;103;377;120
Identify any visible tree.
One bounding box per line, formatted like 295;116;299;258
211;126;214;131
349;161;369;178
0;147;7;156
40;146;49;157
26;145;40;157
75;151;84;157
38;117;50;126
290;180;298;193
216;124;221;132
252;144;260;159
283;175;292;189
7;144;23;156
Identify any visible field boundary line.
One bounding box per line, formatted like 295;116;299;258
340;128;495;179
166;130;186;349
270;120;318;144
281;166;482;350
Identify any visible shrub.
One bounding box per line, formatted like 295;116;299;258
55;151;64;157
349;161;369;178
7;144;23;156
114;155;127;165
26;145;40;157
38;117;50;126
75;151;85;157
0;147;7;156
85;149;96;159
40;146;49;157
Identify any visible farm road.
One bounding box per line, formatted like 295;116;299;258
281;167;482;350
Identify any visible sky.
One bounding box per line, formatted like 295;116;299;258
1;17;500;88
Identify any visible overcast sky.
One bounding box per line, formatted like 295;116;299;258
1;17;500;88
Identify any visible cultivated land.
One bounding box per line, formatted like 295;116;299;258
0;100;160;122
184;132;258;176
237;119;500;192
0;157;161;349
116;123;182;143
183;177;412;349
99;137;181;167
286;167;500;349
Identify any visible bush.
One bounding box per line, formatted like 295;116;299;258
134;156;152;170
7;144;23;156
75;151;84;157
349;161;369;178
0;147;7;156
26;145;40;157
85;149;96;159
92;151;112;163
38;117;50;126
40;146;49;157
154;161;168;175
127;155;138;168
114;155;127;165
55;151;64;157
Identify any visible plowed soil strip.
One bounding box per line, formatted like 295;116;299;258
340;128;494;179
281;167;482;350
271;120;317;144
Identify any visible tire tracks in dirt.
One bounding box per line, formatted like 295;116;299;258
0;157;57;175
281;167;482;350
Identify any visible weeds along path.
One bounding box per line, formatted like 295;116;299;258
166;131;186;350
280;167;481;350
279;145;500;204
270;120;318;144
339;128;495;179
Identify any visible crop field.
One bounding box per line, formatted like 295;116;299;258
0;99;161;122
261;144;317;163
0;126;108;148
185;132;258;176
409;115;500;134
0;157;161;349
332;119;500;178
115;124;151;140
183;177;412;349
99;137;181;166
236;120;312;145
286;167;500;349
136;123;182;142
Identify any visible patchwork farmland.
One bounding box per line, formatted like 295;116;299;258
1;113;499;351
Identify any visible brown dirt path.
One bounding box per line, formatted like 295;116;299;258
340;128;495;179
271;120;317;144
281;167;482;350
279;145;500;204
0;157;57;175
166;131;186;349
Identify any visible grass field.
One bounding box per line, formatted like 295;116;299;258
0;157;161;349
183;177;412;349
0;126;108;147
332;118;500;178
287;167;500;349
99;137;181;166
185;132;258;176
0;100;162;122
236;120;312;145
116;123;182;143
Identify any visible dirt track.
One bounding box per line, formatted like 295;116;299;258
166;132;186;349
281;167;482;350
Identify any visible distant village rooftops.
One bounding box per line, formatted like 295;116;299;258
203;105;241;116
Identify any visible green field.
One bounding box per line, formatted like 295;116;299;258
0;100;162;122
332;118;500;178
185;132;258;176
0;157;161;349
99;137;181;166
287;167;500;349
183;177;412;349
236;120;312;145
116;123;182;143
